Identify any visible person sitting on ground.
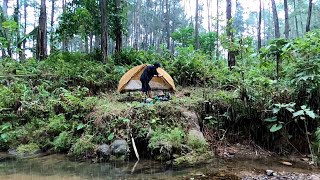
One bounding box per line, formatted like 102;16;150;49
140;62;163;98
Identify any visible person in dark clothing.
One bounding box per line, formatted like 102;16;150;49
140;62;163;98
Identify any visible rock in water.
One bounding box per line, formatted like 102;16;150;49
110;140;129;156
266;170;274;176
96;144;111;161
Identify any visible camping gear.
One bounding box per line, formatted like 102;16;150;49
117;64;176;93
155;94;171;101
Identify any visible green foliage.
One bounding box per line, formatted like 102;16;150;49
0;85;16;109
57;0;128;45
0;123;12;144
69;135;95;159
148;127;185;150
171;26;194;47
292;105;317;119
165;47;214;86
186;133;208;153
171;26;217;55
48;115;70;133
52;131;73;152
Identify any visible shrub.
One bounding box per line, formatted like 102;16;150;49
68;135;95;160
52;131;73;152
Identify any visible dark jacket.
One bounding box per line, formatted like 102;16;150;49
140;65;159;82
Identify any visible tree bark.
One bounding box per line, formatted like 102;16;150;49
15;0;24;60
207;0;211;32
195;0;200;50
257;0;262;51
306;0;313;32
271;0;280;38
62;0;68;51
2;0;9;57
165;0;170;50
133;0;138;50
2;0;8;18
100;0;108;63
36;0;47;60
226;0;235;69
293;0;299;37
23;0;27;51
50;0;55;53
284;0;289;38
115;0;122;53
298;0;304;34
216;0;220;60
85;36;89;53
89;32;93;53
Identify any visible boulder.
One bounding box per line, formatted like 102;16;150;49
187;129;208;152
110;140;129;156
96;144;111;161
188;129;206;143
9;143;42;159
181;111;200;131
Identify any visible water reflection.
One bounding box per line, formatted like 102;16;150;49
0;154;319;180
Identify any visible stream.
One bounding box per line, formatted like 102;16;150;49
0;153;319;180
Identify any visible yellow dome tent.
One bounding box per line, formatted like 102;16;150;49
117;64;176;93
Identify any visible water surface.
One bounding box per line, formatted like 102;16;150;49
0;153;319;180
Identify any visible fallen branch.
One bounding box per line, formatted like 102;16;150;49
131;133;140;160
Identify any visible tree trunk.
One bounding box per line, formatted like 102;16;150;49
89;32;93;53
195;0;199;50
2;0;8;18
62;0;68;51
133;0;138;50
50;0;55;53
100;0;108;63
15;0;24;60
2;0;9;57
257;0;262;51
115;0;122;53
263;2;267;42
271;0;280;38
293;0;299;37
284;0;289;38
23;0;27;51
306;0;313;32
298;0;304;34
207;0;211;32
36;0;47;60
171;0;176;53
216;0;220;60
226;0;235;69
165;0;170;50
85;36;89;53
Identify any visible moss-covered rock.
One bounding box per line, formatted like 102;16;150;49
10;143;42;158
187;129;208;153
172;152;213;166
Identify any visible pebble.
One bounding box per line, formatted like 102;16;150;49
266;170;274;176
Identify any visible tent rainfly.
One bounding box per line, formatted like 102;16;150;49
117;64;176;93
